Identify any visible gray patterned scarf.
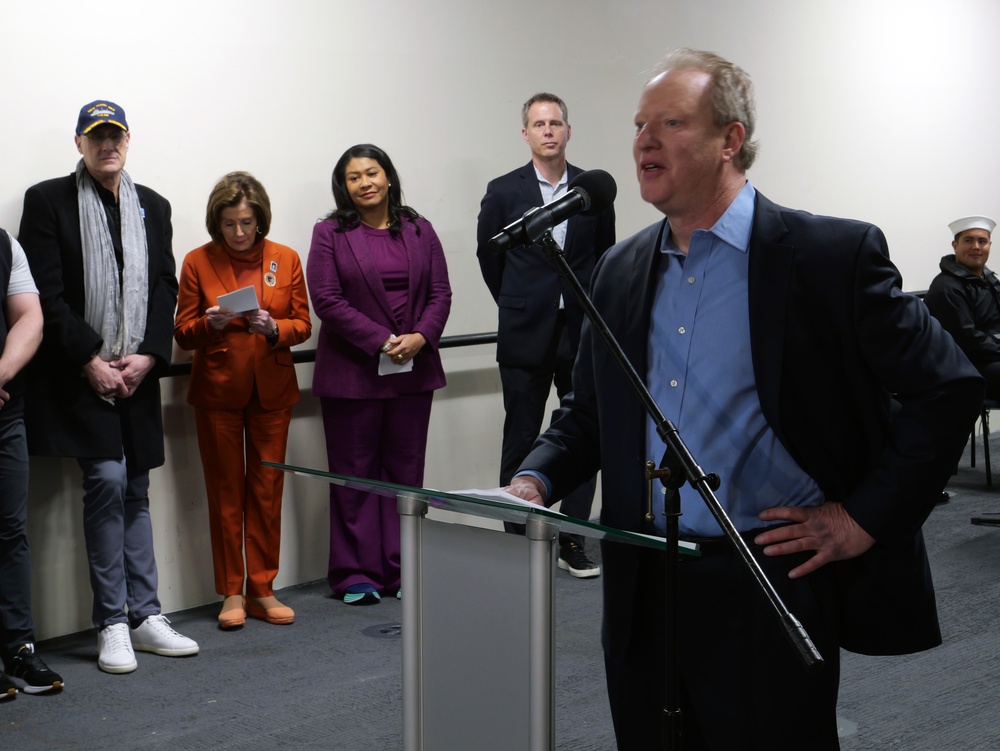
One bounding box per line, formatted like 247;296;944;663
76;159;148;361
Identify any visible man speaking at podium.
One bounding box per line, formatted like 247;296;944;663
507;49;982;750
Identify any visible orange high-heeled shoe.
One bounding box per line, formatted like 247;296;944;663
246;598;294;625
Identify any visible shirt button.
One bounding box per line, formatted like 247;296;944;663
688;277;696;284
678;327;686;334
670;379;678;388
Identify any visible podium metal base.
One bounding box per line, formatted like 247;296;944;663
399;493;558;751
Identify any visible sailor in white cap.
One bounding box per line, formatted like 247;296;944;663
925;215;1000;397
948;215;997;277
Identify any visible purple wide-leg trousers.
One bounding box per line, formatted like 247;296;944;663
320;393;433;596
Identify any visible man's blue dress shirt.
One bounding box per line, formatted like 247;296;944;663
645;181;824;535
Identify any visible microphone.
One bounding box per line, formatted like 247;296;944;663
489;169;617;251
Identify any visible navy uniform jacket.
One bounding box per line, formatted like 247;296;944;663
925;254;1000;366
521;192;984;658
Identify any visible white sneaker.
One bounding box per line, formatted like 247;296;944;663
131;615;199;657
98;623;137;674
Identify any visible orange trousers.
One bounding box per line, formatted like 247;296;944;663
194;394;292;599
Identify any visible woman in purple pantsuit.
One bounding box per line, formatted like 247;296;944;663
307;144;452;605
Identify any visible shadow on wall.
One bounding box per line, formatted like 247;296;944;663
27;457;94;637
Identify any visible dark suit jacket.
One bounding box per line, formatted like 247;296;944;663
521;192;984;658
17;173;178;471
307;216;451;400
476;162;616;368
174;238;312;410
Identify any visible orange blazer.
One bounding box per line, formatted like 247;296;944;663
175;238;312;411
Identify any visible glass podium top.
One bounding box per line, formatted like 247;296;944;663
265;461;698;554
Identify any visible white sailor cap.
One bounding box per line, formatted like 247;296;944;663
949;215;996;237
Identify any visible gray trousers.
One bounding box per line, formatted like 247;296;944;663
79;456;160;629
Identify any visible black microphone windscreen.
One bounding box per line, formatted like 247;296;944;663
569;169;617;215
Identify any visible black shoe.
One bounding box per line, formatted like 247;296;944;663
4;644;63;695
0;672;15;701
558;541;601;579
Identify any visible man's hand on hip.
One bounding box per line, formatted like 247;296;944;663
754;501;876;579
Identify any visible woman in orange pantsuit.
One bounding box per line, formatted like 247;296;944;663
175;172;311;628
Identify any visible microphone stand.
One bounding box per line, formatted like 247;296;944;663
534;231;824;751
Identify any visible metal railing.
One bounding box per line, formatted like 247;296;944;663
165;331;498;377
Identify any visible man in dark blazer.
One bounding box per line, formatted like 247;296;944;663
477;92;615;577
508;51;983;750
18;100;198;675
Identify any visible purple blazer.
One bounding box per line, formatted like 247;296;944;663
307;215;452;399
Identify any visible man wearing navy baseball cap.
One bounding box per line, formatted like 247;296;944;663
926;215;1000;398
16;100;199;674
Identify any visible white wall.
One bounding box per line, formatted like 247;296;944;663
5;0;999;639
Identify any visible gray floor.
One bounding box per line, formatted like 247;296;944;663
837;445;1000;751
6;438;1000;750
